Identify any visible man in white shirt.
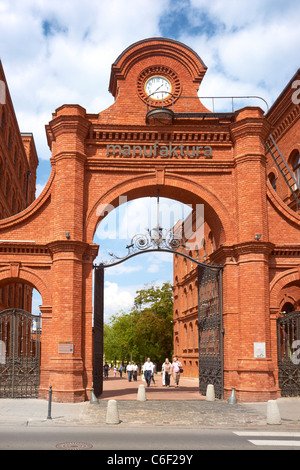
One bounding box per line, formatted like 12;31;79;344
171;356;182;387
127;361;133;382
143;357;154;387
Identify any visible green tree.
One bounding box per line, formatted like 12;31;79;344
103;282;174;365
133;282;174;363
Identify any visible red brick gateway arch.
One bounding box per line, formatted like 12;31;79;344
0;38;299;402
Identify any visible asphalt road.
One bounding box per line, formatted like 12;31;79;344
1;425;300;451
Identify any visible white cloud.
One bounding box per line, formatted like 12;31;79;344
35;182;46;198
0;0;169;166
1;0;299;175
101;263;142;277
104;280;135;321
96;197;192;241
176;0;300;107
147;263;160;273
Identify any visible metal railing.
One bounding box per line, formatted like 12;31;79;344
146;93;269;114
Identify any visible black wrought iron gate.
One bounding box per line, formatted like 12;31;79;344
198;264;223;399
0;309;41;398
277;311;300;397
93;266;104;397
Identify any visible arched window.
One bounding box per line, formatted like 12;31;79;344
11;193;15;213
281;302;294;314
292;152;300;188
208;231;214;253
1;110;5;129
268;172;277;191
189;285;193;308
0;160;3;188
184;258;188;275
184;288;188;310
184;324;188;349
189;322;194;349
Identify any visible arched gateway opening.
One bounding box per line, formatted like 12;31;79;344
92;193;224;399
0;276;44;398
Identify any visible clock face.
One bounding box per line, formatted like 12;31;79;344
145;76;172;100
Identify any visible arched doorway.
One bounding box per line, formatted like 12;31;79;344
0;269;46;399
91;194;223;399
0;280;42;398
0;308;41;398
277;310;300;396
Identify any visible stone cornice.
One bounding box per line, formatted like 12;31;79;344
210;241;275;264
86;126;233;146
47;240;90;257
46;105;90;149
270;244;300;256
230;108;271;144
51;151;87;165
47;114;90;140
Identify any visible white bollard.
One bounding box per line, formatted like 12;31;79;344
206;384;215;401
106;399;120;424
137;384;147;401
267;400;281;425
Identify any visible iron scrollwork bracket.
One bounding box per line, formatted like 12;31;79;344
98;227;190;267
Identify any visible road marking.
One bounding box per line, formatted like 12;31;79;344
249;440;300;447
233;431;300;447
234;431;300;437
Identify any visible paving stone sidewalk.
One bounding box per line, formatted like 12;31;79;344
83;399;268;428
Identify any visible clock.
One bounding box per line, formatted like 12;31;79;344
137;66;181;106
145;76;172;100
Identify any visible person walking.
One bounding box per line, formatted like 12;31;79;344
127;361;133;382
133;362;138;381
104;362;109;379
151;362;156;384
119;364;123;378
163;358;172;387
171;356;182;388
143;357;154;387
161;361;166;386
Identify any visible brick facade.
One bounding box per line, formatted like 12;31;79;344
0;39;299;402
0;61;38;313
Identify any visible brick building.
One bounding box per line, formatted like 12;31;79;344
0;38;299;402
173;67;300;398
0;62;38;312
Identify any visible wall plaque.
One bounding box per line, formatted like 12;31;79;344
58;342;74;354
254;342;266;358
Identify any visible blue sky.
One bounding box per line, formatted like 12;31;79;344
0;0;299;319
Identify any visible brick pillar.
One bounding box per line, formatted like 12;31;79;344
38;305;52;398
48;105;89;241
227;108;278;401
82;244;99;399
45;106;91;402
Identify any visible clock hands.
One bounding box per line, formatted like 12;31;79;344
153;84;163;94
145;77;171;99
